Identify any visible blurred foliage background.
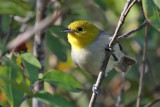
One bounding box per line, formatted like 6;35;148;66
0;0;160;107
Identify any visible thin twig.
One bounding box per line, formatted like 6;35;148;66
109;0;137;47
89;0;137;107
116;72;126;107
32;0;47;107
6;10;69;50
17;81;39;107
136;25;149;107
117;20;148;41
138;0;145;20
144;97;160;107
126;85;160;107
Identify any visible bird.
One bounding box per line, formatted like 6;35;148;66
63;20;136;77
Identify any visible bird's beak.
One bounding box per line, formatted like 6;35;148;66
62;29;75;33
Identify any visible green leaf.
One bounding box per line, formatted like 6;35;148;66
43;70;83;92
34;91;74;107
48;25;67;38
0;57;25;106
11;0;30;10
143;0;160;31
154;0;160;9
1;15;10;33
21;53;41;84
46;31;67;61
0;1;30;16
94;0;107;10
0;42;3;51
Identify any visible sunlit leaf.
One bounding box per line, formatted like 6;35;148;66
143;0;160;31
46;31;67;61
34;91;74;107
43;70;83;92
21;53;41;84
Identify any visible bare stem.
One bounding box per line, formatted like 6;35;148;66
138;0;145;20
109;0;137;47
144;97;160;107
117;20;148;41
89;0;137;107
136;25;149;107
6;10;68;50
32;0;47;107
18;81;39;107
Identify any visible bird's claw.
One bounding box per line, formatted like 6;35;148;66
105;45;118;61
92;84;102;94
105;45;112;52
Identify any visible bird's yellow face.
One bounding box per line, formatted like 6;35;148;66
63;21;99;50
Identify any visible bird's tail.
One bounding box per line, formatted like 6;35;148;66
114;55;136;72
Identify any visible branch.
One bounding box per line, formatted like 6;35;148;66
117;20;148;41
136;25;149;107
89;0;137;107
126;85;160;107
144;97;160;107
109;0;137;47
6;10;68;50
32;0;47;107
138;0;145;20
18;81;39;107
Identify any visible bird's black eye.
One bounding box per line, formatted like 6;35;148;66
78;27;83;31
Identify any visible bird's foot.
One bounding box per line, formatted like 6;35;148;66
92;84;102;94
105;45;118;61
105;45;112;52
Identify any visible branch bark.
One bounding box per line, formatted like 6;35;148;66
117;20;148;41
144;97;160;107
32;0;47;107
89;0;137;107
136;24;149;107
6;10;68;50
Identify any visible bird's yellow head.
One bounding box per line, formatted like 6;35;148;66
63;21;99;50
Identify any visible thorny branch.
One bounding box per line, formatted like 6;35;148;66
89;0;138;107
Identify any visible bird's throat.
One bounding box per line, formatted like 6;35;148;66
68;32;98;51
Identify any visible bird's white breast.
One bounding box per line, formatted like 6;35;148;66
71;31;124;75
